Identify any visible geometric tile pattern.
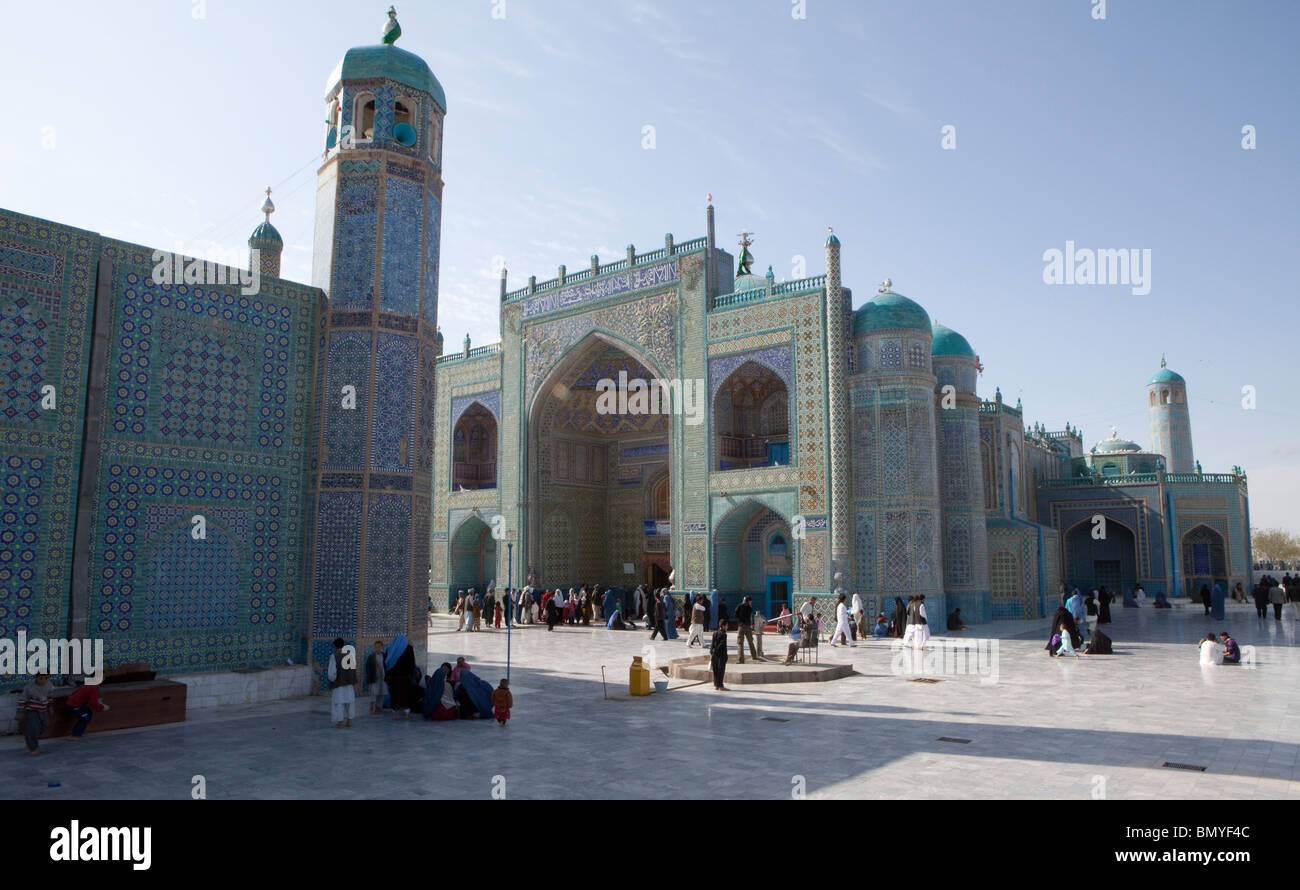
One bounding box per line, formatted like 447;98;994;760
158;335;249;444
362;493;411;635
0;214;99;690
380;177;423;315
331;176;379;310
370;332;415;471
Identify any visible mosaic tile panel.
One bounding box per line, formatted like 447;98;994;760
362;493;410;635
884;511;910;591
380;176;424;315
422;191;441;326
0;216;100;675
683;535;707;588
158;335;250;445
800;531;827;589
370;332;416;471
855;513;876;591
324;330;372;469
141;521;242;631
880;405;906;496
332;176;379;310
314;491;362;636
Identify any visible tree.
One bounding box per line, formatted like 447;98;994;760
1251;528;1300;564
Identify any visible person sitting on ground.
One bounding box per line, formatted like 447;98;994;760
1046;605;1082;652
606;606;627;631
1082;627;1113;655
422;663;459;721
1218;632;1241;664
450;656;470;684
874;613;890;638
65;678;109;741
947;608;968;631
1198;632;1223;665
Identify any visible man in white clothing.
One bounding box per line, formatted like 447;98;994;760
326;637;356;728
829;593;855;647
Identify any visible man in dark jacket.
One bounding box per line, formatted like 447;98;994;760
649;591;668;640
710;621;729;690
735;596;757;663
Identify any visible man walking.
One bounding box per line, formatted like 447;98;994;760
649;590;668;640
735;595;758;663
709;617;729;690
687;594;708;647
1269;580;1286;620
829;593;855;647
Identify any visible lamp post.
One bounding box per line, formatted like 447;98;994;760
506;541;513;682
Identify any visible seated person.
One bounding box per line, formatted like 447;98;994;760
1153;590;1169;609
1198;633;1223;665
873;614;890;638
1218;632;1240;664
607;607;627;631
782;615;817;665
422;663;459;721
1082;628;1113;654
947;608;968;631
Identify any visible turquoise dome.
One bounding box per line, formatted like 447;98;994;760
327;44;446;112
733;273;766;293
853;290;931;336
931;322;975;359
1147;367;1184;385
1094;436;1142;453
248;221;282;248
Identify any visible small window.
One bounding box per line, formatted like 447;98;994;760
769;534;787;557
354;92;376;141
1101;462;1119;476
1149;391;1156;406
1160;389;1170;405
428;116;441;164
394;98;418;146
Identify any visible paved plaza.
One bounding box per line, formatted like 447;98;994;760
3;602;1298;800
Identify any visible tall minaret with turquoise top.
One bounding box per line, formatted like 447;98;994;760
1147;355;1193;473
308;8;444;671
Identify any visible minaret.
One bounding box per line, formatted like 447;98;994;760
1147;355;1194;472
307;10;445;669
248;187;283;279
824;228;850;588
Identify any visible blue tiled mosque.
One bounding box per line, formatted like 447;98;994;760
0;13;1252;690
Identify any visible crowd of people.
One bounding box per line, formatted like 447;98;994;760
325;636;513;729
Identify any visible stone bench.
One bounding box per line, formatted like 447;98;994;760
45;679;187;737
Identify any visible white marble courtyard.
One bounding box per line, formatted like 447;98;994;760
3;601;1298;800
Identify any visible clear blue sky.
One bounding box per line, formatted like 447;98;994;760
1;1;1296;532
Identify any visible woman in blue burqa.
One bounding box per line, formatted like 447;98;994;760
663;589;679;639
1210;583;1226;620
384;634;416;719
455;668;495;719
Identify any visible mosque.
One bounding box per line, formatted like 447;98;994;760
0;13;1253;691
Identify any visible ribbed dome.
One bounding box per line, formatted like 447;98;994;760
248;221;283;248
327;44;446;112
931;322;975;358
1147;367;1184;385
853;290;931;336
1094;436;1142;453
733;273;767;293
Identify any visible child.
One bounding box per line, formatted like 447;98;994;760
65;680;110;740
492;679;513;727
1053;623;1080;658
17;673;52;755
494;600;503;629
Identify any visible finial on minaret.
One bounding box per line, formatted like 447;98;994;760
261;186;275;223
706;192;713;207
878;277;892;293
1160;353;1167;369
383;6;402;44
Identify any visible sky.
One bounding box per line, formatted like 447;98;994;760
0;0;1296;532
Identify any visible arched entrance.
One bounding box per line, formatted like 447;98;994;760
526;333;671;590
1181;524;1227;597
713;500;793;617
1063;515;1139;597
449;515;496;608
452;402;497;490
714;361;789;469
